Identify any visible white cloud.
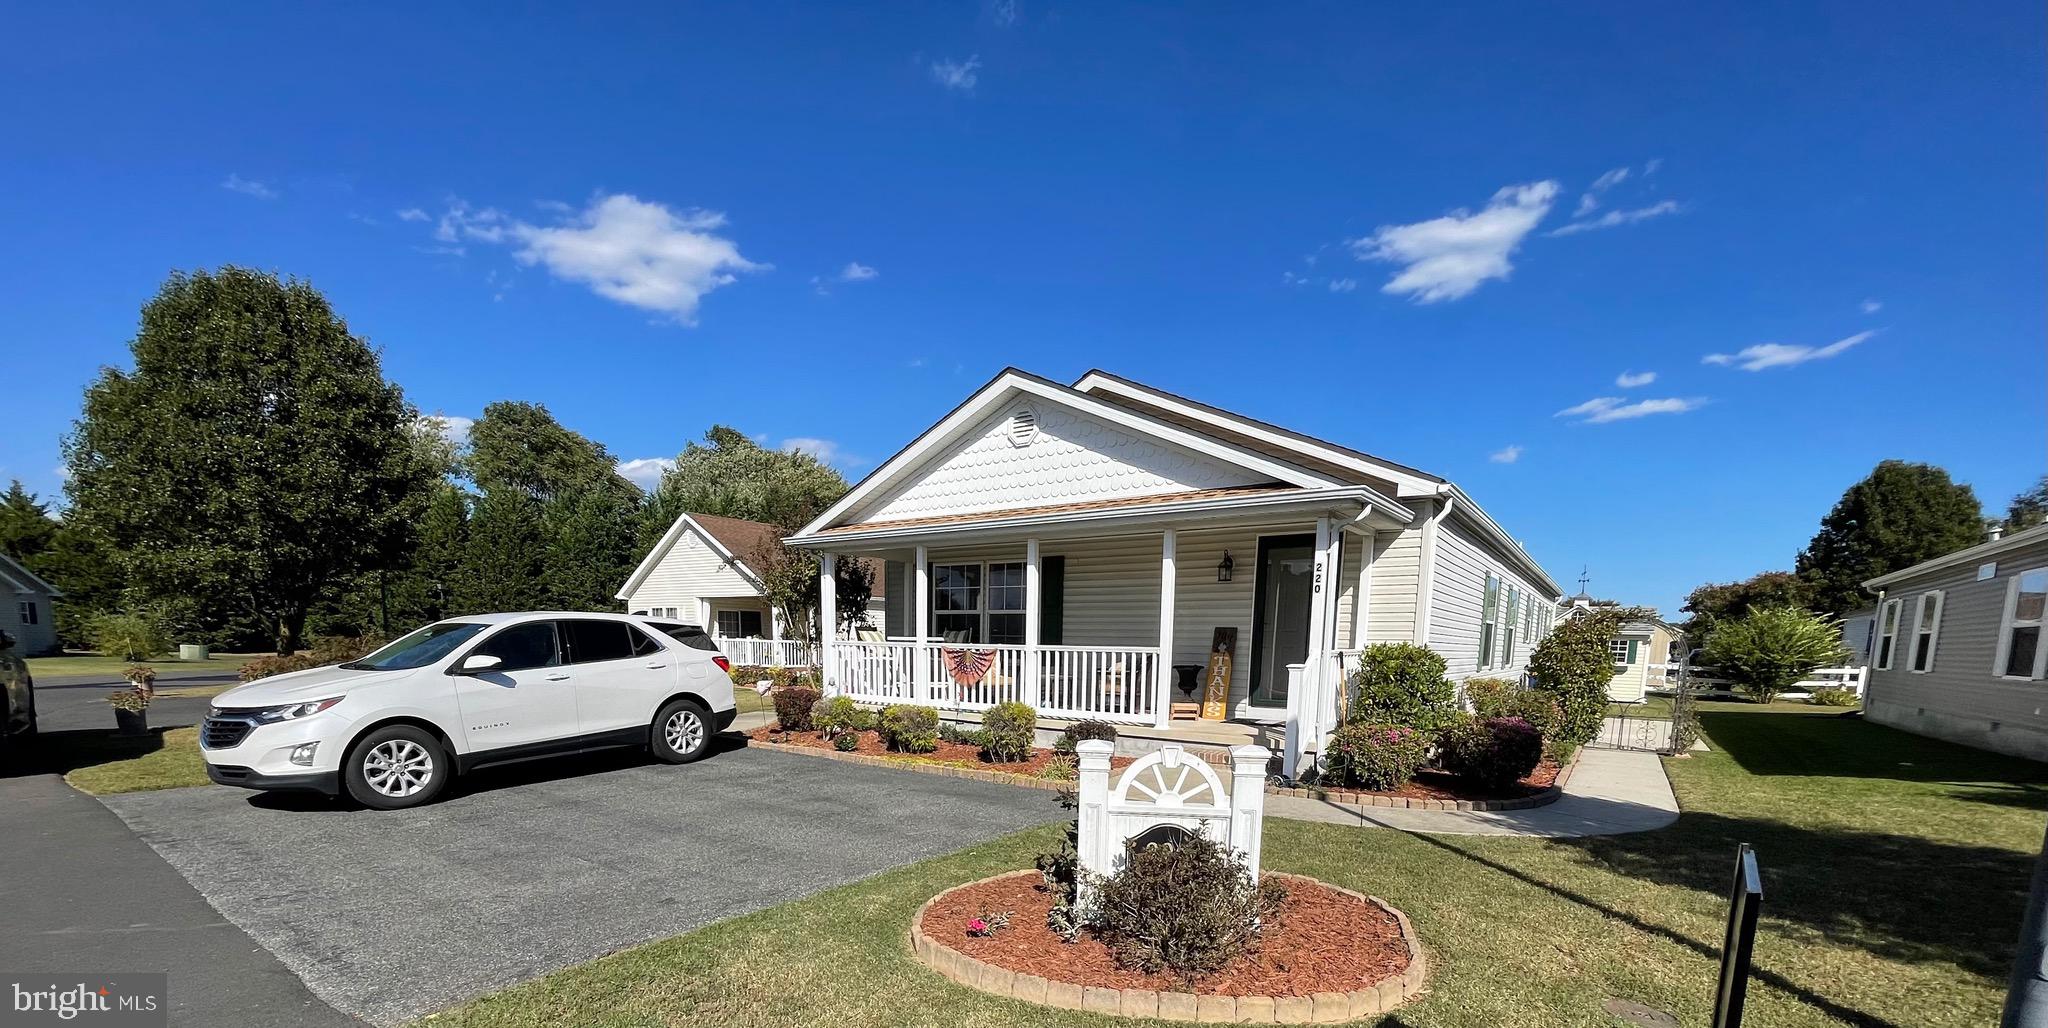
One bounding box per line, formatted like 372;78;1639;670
838;262;878;282
1489;445;1524;464
221;174;277;199
397;208;430;222
1572;166;1632;217
1349;180;1559;303
1555;396;1705;424
615;457;675;491
783;437;846;465
1861;298;1883;314
425;194;766;324
930;55;981;91
1549;199;1683;237
1281;270;1310;286
1703;330;1874;372
1327;278;1357;293
418;414;475;447
988;0;1018;26
1615;370;1657;388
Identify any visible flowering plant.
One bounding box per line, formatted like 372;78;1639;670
965;909;1012;938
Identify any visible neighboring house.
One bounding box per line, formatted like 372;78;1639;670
1554;594;1684;702
1860;522;2048;761
1839;606;1878;665
617;511;887;666
783;368;1562;772
0;551;62;656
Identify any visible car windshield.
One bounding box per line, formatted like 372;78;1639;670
342;622;490;671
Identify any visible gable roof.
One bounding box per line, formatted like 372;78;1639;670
1862;522;2048;590
791;368;1351;539
0;551;62;597
617;512;887;603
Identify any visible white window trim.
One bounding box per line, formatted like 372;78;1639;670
1875;597;1902;671
1609;638;1631;666
1995;567;2048;680
1907;590;1944;674
929;560;1028;644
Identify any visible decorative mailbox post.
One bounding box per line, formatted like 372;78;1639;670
1074;740;1272;894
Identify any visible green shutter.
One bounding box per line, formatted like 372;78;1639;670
1478;576;1498;668
1626;639;1639;664
1039;556;1066;645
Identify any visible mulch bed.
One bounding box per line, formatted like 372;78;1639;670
922;871;1410;996
1318;757;1563;803
746;726;1134;777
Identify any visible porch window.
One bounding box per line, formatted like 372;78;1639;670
987;562;1027;644
932;564;982;642
1478;575;1499;669
1908;591;1943;673
1996;568;2048;680
716;609;764;638
1875;598;1902;671
1609;638;1631;665
1503;587;1519;667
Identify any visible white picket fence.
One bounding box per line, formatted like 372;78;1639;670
1647;663;1867;698
827;640;1162;724
716;637;817;668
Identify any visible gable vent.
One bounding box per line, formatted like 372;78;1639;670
1006;407;1040;448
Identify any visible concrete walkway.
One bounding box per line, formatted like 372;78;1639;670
1266;747;1680;837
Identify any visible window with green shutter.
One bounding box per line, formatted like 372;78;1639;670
1478;575;1498;669
1504;587;1519;667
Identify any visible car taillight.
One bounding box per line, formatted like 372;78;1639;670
712;656;732;673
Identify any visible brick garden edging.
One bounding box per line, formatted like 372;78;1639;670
745;736;1077;792
1265;749;1581;812
908;870;1428;1023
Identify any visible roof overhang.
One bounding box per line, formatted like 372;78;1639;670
1438;484;1563;598
0;552;62;597
1863;523;2048;590
614;512;767;601
788;485;1409;550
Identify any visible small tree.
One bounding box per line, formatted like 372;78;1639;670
755;541;872;645
1703;606;1846;704
1345;642;1459;732
1529;607;1643;747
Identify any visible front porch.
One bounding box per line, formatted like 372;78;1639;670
804;498;1404;772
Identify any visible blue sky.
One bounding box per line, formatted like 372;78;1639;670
2;2;2041;615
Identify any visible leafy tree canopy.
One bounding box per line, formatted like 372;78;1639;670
2007;475;2048;532
1680;570;1814;642
465;400;637;505
1795;460;1983;616
645;426;847;534
0;480;57;560
63;267;438;653
1703;605;1847;704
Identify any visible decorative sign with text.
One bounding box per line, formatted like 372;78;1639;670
1202;628;1236;721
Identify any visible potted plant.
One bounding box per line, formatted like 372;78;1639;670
122;665;158;701
109;687;150;736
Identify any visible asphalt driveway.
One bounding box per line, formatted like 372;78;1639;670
100;744;1065;1026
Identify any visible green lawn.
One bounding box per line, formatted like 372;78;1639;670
58;727;211;795
414;707;2047;1028
25;650;269;679
1611;695;1855;720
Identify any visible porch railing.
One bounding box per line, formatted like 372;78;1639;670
825;641;1161;725
717;637;817;668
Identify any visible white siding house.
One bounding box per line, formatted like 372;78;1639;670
0;551;62;656
784;368;1562;773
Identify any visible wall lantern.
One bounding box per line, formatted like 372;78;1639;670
1217;551;1235;582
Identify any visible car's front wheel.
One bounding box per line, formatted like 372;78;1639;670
344;725;449;809
650;698;713;764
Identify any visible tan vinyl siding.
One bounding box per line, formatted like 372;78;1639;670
622;525;762;623
1427;517;1553;681
1865;535;2048;760
1368;528;1421;644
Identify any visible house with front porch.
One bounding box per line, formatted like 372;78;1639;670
783;369;1562;774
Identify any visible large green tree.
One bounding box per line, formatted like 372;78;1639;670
2007;475;2048;533
459;401;641;612
1795;460;1984;616
455;490;547;613
0;481;58;559
1679;570;1815;643
64;267;438;653
644;426;847;535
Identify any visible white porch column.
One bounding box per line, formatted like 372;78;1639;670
1025;538;1042;710
1154;529;1176;730
819;553;838;696
913;544;930;704
1292;516;1337;773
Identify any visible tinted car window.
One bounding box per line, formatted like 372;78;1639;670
647;621;720;652
628;625;665;657
469;621;560;672
347;622;488;670
561;620;635;664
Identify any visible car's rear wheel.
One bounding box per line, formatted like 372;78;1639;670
344;725;448;809
650;698;713;764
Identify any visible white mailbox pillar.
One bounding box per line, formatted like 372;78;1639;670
1075;740;1272;903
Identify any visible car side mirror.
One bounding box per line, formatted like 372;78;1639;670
456;654;503;675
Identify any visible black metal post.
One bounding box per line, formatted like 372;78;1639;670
1712;843;1763;1028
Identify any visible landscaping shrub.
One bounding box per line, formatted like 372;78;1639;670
1704;606;1847;704
1054;719;1119;755
1473;685;1563;745
1320;722;1431;790
1807;686;1860;707
880;704;940;753
832;732;860;751
1038;754;1079;781
1346;643;1460;732
812;695;866;736
1438;716;1544;789
1093;831;1287;982
1463;676;1517;713
1529;611;1629;748
238;634;391;682
773;687;822;732
981;701;1038;762
728;664;822;691
90;613;170;662
938;722;987;747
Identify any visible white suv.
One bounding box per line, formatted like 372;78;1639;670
200;612;737;809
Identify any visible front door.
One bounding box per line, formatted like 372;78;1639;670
1249;535;1316;709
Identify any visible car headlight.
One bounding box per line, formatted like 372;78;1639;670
247;697;344;723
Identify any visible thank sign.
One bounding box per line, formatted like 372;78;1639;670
1202;628;1236;721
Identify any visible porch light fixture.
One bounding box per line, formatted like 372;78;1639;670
1217;551;1234;582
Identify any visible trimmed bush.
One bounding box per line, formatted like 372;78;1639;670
938;722;987;747
832;732;860;751
1093;830;1287;982
812;695;865;736
880;704;940;753
1347;642;1460;732
1807;686;1860;707
1529;612;1626;747
1704;606;1848;704
981;701;1038;762
1473;686;1564;744
90;614;170;662
1321;722;1431;791
1463;677;1518;713
1054;719;1119;755
772;687;821;732
1439;716;1544;789
728;665;822;691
